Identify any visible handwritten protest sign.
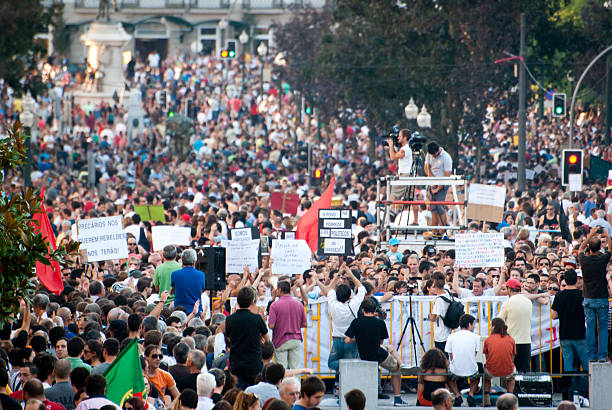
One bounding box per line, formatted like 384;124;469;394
220;239;260;273
76;216;128;262
455;233;504;268
151;226;192;251
229;227;260;241
466;183;506;223
271;240;312;275
317;209;354;256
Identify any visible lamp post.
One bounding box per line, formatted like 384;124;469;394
257;42;267;97
274;52;287;115
19;93;35;187
218;18;228;52
404;97;418;123
416;105;432;128
239;30;249;93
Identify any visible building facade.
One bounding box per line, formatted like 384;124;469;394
60;0;326;62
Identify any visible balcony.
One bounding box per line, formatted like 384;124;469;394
242;0;326;8
74;0;230;8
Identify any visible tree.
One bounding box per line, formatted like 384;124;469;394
0;123;77;327
0;0;63;95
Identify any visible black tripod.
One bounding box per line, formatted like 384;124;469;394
396;293;426;367
397;149;423;239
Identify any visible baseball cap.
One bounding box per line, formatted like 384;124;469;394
389;238;400;246
130;270;143;279
564;257;577;268
505;278;522;290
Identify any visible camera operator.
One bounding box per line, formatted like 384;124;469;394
388;129;418;224
424;142;453;233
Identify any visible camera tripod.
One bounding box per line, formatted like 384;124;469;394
395;293;426;366
397;149;423;239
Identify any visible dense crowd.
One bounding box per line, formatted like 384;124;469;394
0;46;612;410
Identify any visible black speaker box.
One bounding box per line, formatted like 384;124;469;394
514;373;553;407
197;247;226;291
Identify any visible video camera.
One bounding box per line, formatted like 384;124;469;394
408;131;427;151
380;125;401;147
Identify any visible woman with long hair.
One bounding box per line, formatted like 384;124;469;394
483;318;517;406
417;348;451;406
232;392;260;410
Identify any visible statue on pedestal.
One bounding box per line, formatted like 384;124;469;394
97;0;117;22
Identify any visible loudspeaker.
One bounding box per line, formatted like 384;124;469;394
514;373;553;407
196;247;226;291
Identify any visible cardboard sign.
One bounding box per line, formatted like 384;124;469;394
455;233;504;268
280;231;296;240
76;216;128;262
229;227;260;241
134;205;166;222
466;183;506;223
151;226;192;251
220;239;260;273
317;209;354;256
270;239;312;275
270;191;300;215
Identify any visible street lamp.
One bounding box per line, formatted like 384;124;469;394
274;52;287;114
257;42;267;97
404;97;418;120
416;105;431;128
218;18;228;52
19;93;35;187
239;30;249;92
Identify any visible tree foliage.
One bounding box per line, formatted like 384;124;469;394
0;123;78;327
275;0;612;156
0;0;63;95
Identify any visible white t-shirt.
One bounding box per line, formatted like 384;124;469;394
432;293;452;342
398;145;413;175
445;329;480;376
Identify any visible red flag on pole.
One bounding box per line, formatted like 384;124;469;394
32;189;64;295
296;177;335;253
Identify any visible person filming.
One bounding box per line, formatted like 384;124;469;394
424;142;452;234
388;129;418;225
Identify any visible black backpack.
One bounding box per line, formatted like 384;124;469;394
439;292;465;329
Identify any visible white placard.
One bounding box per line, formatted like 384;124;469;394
323;219;345;228
271;239;312;275
231;227;253;241
568;174;582;192
341;210;350;218
329;228;352;238
283;231;296;240
323;238;346;254
319;209;341;219
221;239;260;273
468;183;506;207
76;216;128;262
319;229;330;238
455;233;504;268
151;226;192;251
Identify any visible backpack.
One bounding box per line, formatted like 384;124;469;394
439;292;465;329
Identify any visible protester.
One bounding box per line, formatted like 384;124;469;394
483;318;516;406
498;278;532;372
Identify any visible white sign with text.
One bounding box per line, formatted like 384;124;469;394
271;239;312;276
151;226;192;251
76;216;128;262
221;239;260;274
455;232;504;268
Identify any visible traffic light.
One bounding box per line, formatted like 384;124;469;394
312;168;323;185
220;41;236;59
561;149;583;186
552;93;566;118
305;105;312;115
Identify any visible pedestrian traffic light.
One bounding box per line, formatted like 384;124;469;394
227;41;236;58
186;98;194;119
561;149;583;186
305;105;312;115
312;168;323;185
552;93;566;118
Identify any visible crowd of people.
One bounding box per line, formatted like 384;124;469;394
0;43;612;410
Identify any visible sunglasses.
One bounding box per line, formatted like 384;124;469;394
149;354;163;359
548;287;559;291
540;262;550;266
491;275;500;278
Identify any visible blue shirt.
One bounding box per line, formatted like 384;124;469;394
171;266;206;313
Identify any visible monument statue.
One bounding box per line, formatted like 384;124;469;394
97;0;117;21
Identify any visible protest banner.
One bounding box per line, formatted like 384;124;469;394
455;232;504;268
151;226;191;251
229;227;260;241
134;205;166;222
220;239;260;273
317;209;354;256
271;239;312;275
76;216;128;262
466;183;506;223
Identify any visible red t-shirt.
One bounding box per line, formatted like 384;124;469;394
483;333;516;377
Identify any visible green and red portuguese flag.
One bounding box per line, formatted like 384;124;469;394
104;338;145;406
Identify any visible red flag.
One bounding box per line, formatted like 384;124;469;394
32;189;64;295
296;177;335;253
